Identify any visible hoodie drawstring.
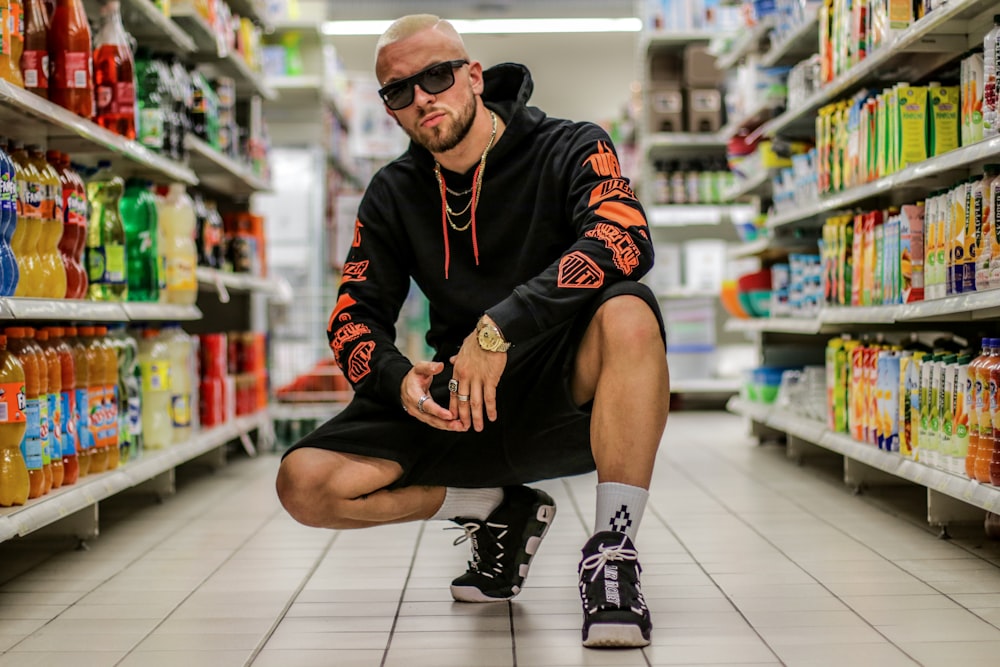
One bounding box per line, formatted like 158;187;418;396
436;167;482;279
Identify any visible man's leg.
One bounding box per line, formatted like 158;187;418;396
570;292;668;648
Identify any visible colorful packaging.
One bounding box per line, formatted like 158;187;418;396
978;167;1000;289
964;177;979;293
953;355;972;475
963;53;985;145
850;342;867;441
929;84;960;157
897;85;929;170
899;203;924;302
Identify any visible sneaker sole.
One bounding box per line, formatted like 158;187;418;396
582;623;651;648
450;501;556;603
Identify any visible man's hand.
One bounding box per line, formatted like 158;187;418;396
401;361;466;431
448;331;507;432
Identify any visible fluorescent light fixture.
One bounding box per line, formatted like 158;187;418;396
320;17;642;36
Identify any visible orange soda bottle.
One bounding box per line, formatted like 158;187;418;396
35;329;63;488
80;326;107;473
6;328;43;497
977;340;1000;483
26;328;52;494
0;334;29;506
47;327;78;485
967;338;991;478
96;326;118;469
68;326;92;476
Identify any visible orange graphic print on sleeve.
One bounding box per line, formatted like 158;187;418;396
330;322;372;364
585;223;640;275
595;201;647;230
589;179;637;206
347;341;376;383
342;260;369;283
327;293;357;332
583;141;621;178
352;219;364;247
558;251;605;288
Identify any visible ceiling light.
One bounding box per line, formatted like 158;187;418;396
320;17;642;36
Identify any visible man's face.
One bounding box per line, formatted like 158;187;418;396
376;29;482;154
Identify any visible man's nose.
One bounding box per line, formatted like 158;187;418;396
412;83;436;106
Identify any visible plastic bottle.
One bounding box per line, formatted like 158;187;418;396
7;328;42;498
202;199;224;269
35;329;63;489
0;137;18;297
977;339;1000;483
198;333;225;429
0;334;28;506
9;140;42;297
158;183;197;305
67;326;91;476
121;179;160;302
47;326;77;485
29;145;66;299
6;0;25;88
50;151;84;299
25;329;53;494
48;0;94;118
95;326;118;469
85;160;127;301
162;324;193;443
984;15;1000;138
138;327;172;449
92;0;136;139
967;338;991;479
20;0;49;97
108;325;140;464
135;50;166;152
78;327;107;473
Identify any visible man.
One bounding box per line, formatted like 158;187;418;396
276;14;670;648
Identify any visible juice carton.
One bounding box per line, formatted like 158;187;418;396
887;212;901;304
876;349;887;448
918;352;934;462
964;177;979;293
866;343;880;445
837;339;857;433
874;220;885;304
929;84;960;157
839;214;855;304
876;90;888;180
927;354;943;468
820;0;834;84
934;190;948;298
897;85;928;170
826;336;843;429
942;355;958;470
949;184;966;295
954;354;972;475
987;167;1000;288
852;213;865;305
900;352;913;456
977;166;1000;289
925;193;938;299
850;341;868;442
963;53;985;145
822;221;838;304
904;350;927;459
888;0;913;31
899;202;924;302
884;351;901;452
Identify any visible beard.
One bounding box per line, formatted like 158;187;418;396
405;89;477;154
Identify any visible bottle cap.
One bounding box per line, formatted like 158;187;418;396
4;327;26;337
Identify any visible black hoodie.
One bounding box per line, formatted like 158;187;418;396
327;63;654;407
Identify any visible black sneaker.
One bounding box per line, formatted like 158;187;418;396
578;531;651;648
449;485;556;602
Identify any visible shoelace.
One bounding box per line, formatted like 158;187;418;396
579;535;639;583
448;521;509;578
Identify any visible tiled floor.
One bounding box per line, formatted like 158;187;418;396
3;411;1000;666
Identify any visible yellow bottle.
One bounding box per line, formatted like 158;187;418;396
0;334;28;506
9;141;42;297
29;146;66;299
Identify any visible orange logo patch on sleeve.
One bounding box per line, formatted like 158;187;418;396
330;322;372;363
583;141;621;178
342;260;369;283
595;201;647;230
585;223;641;275
352;219;364;247
347;341;376;383
558;251;605;288
328;293;357;331
588;179;637;206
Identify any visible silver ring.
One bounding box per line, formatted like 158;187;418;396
448;378;459;394
417;395;430;413
457;394;470;402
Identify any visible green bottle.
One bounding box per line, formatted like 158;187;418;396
85;161;128;302
121;179;160;302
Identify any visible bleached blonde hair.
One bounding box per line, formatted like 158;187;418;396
375;14;469;64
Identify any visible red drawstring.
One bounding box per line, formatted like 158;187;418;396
438;173;451;279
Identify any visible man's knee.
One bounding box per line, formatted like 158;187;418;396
593;294;664;354
276;450;337;528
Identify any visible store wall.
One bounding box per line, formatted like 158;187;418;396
330;31;640;126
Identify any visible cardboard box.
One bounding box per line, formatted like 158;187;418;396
648;51;682;85
683;44;721;87
648;87;684;133
686;88;722;133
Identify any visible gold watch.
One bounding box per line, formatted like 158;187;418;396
476;316;511;352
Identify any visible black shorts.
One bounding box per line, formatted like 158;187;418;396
283;282;665;489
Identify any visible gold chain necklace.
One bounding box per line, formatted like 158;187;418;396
434;110;497;232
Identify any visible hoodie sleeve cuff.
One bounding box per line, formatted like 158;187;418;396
485;293;537;346
377;357;415;410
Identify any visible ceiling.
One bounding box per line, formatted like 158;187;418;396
324;0;638;20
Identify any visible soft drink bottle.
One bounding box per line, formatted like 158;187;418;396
138;328;172;449
20;0;49;98
0;138;18;296
92;0;136;139
65;157;89;298
6;0;25;88
162;324;193;443
121;179;160;302
95;326;118;469
158;183;197;305
48;0;93;117
79;327;107;473
67;326;92;476
108;325;140;463
7;328;43;498
47;326;77;485
50;151;86;299
29;145;66;299
135;50;166;152
85;160;127;301
9;141;42;297
25;329;52;494
35;329;62;489
0;334;28;507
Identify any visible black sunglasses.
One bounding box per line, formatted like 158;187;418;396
378;59;469;110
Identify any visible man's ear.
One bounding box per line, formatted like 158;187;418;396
468;60;484;95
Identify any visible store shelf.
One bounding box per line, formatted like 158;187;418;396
727;396;1000;515
671;378;742;394
725;316;823;334
648;203;756;226
726;169;773;200
759;14;820;68
714;16;776;71
759;0;990;139
1;298;202;322
0;411;270;543
196;267;293;303
121;302;202;321
767;134;1000;229
327;151;364;189
113;0;197;53
225;0;273;31
719;95;786;142
266;75;349;125
185;135;270;196
0;80;197;185
643;31;723;51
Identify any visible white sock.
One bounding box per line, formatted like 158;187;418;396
430;487;504;522
595;482;648;543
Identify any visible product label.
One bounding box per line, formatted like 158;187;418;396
139;108;165;149
170;393;190;428
103;384;118;447
47;392;60;464
21;50;48;89
21;397;41;471
54;51;90;89
167;257;196;292
75;387;92;452
61;389;76;457
115;81;135;113
141;361;170;393
88;385;103;450
39;397;49;465
22;180;42;219
66;190;86;227
127;394;141;436
88;244;127;285
0;381;26;423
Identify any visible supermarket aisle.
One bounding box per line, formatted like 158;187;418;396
3;411;1000;666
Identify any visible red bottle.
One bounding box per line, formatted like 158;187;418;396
92;0;135;139
47;0;93;118
21;0;50;98
50;151;87;299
